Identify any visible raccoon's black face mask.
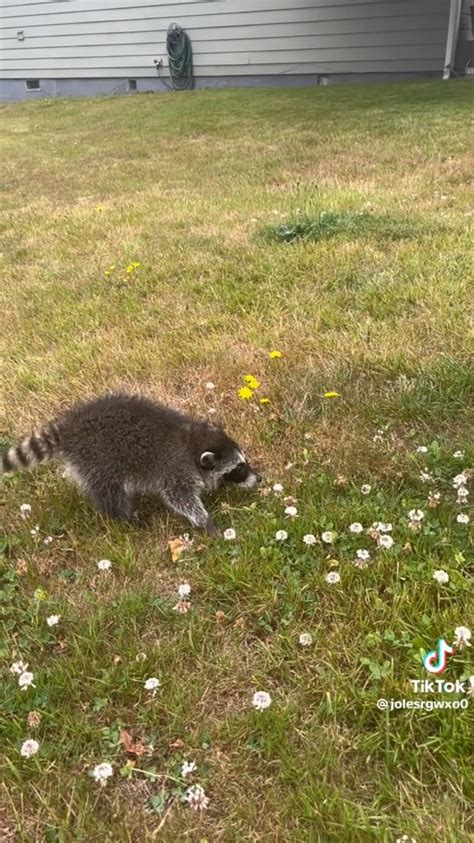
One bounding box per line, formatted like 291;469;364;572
199;450;261;489
223;460;262;488
224;461;250;484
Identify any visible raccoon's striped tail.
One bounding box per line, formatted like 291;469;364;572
1;423;61;474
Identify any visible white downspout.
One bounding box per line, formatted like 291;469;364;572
443;0;462;78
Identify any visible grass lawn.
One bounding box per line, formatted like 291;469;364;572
1;80;473;842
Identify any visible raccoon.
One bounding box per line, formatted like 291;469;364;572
1;393;262;535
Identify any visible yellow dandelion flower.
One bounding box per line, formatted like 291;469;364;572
132;261;141;268
238;386;254;400
126;265;134;273
244;375;260;390
259;397;270;405
323;391;340;399
269;350;282;359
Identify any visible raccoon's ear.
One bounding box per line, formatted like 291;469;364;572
200;451;216;470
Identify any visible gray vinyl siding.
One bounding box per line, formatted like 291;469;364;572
455;0;474;71
0;0;451;81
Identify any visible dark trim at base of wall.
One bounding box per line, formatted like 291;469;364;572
0;71;443;102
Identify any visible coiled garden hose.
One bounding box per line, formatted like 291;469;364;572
166;23;194;91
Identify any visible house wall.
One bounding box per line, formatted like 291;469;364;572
0;0;452;100
455;0;474;71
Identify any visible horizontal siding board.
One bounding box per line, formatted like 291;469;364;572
0;15;450;43
1;1;449;30
0;59;443;80
1;31;448;59
0;0;404;17
2;45;445;70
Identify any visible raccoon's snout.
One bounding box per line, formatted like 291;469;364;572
241;470;262;489
223;463;262;488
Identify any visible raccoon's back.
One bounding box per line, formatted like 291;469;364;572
58;392;190;475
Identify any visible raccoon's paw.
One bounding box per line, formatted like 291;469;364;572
205;518;221;538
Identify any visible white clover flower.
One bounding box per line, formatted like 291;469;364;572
46;615;61;627
325;571;340;584
374;522;392;533
453;450;465;459
353;549;371;569
30;526;40;538
428;492;441;508
396;836;417;843
416;445;428;454
179;533;194;550
10;660;28;675
20;739;39;758
453;472;468;489
18;671;35;691
173;599;191;614
349;522;364;534
456;486;469;504
419;470;434;483
284;505;298;518
184;783;210;811
303;533;317;545
272;483;284;494
433;570;449;584
20;503;32;519
43;536;53;546
91;762;114;785
275;529;288;541
373;429;384;443
178;582;191;598
408;509;424;531
181;760;197;778
454;626;471;649
205;382;216;390
321;531;334;544
457;513;469;524
223;528;236;541
378;535;394;550
252;690;272;710
97;559;112;571
144;677;161;692
299;632;313;647
360;484;371;495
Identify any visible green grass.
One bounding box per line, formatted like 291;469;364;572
1;80;473;842
263;209;433;243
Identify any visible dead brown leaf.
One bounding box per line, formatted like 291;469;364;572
120;729;147;756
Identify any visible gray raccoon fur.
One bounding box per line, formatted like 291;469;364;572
1;393;261;535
